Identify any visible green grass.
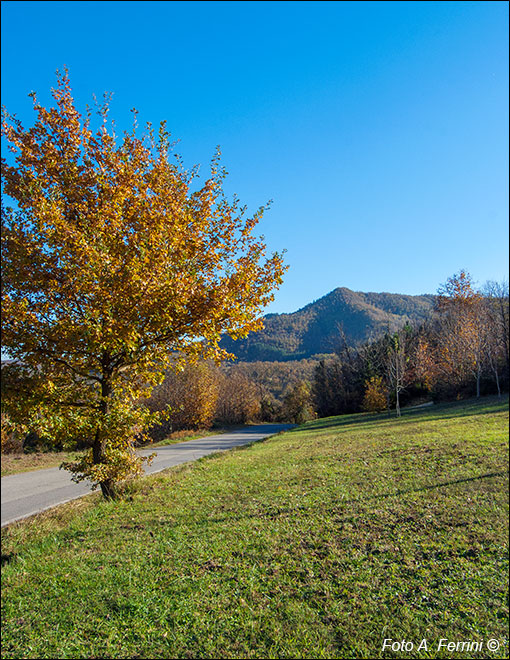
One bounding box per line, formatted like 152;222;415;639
1;396;508;659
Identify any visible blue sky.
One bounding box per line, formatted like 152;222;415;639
1;0;508;314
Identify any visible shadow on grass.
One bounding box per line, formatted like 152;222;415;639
291;395;509;435
367;470;508;501
153;470;508;530
1;553;16;566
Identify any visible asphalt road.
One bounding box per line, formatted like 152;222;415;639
1;424;293;527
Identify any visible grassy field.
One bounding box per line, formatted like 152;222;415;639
0;429;226;477
1;396;508;659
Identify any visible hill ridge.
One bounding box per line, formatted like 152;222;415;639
221;286;435;361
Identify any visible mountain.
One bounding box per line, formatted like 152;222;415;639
221;287;435;361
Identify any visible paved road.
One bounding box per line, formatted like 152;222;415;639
1;424;293;527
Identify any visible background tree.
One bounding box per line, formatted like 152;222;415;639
281;380;315;424
383;324;415;417
215;371;261;425
312;359;343;418
481;280;509;393
1;71;286;497
145;360;220;439
362;375;387;413
435;270;488;397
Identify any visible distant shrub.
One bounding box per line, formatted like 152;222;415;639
282;381;315;424
260;394;283;422
362;376;387;413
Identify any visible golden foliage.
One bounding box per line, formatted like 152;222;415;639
215;370;261;425
282;380;315;424
1;71;286;496
435;271;489;395
146;360;220;437
1;412;24;454
362;375;387;413
413;338;438;390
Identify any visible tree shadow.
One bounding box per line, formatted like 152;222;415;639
1;553;16;566
291;396;508;434
154;470;508;531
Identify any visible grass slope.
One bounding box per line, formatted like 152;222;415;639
1;396;508;659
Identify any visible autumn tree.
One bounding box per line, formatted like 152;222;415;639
215;370;261;425
362;375;387;413
145;359;220;438
412;335;438;391
435;270;489;397
1;71;286;497
281;380;315;424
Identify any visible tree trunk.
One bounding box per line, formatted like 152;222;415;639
92;428;116;499
93;372;115;498
99;480;116;499
498;296;510;375
395;388;401;417
487;347;501;398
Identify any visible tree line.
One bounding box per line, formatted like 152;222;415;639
312;271;509;418
138;270;510;436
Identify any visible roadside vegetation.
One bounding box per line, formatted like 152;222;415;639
2;396;507;659
1;449;84;478
1;429;228;478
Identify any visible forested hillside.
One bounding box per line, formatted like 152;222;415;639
221;287;435;361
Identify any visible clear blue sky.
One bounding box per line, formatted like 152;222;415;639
1;0;508;314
